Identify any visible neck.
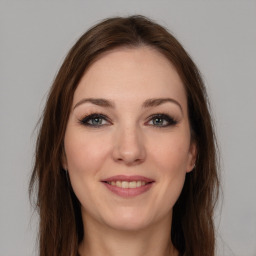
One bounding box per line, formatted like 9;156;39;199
78;212;178;256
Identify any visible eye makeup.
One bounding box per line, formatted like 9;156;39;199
78;112;111;127
145;113;178;128
77;111;178;129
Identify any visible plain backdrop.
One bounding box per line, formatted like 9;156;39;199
0;1;255;256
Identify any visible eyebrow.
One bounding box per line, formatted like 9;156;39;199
73;98;115;109
73;97;183;113
142;98;182;113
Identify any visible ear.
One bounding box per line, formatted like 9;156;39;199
61;145;68;170
186;141;197;173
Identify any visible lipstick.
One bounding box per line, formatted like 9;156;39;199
101;175;155;197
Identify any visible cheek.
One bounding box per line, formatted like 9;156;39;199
64;129;111;177
150;132;191;172
149;132;190;207
63;129;112;210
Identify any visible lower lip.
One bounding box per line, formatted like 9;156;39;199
102;182;154;197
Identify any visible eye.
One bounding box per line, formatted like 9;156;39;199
79;113;110;127
147;114;177;127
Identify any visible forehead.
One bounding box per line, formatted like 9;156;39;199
73;46;187;109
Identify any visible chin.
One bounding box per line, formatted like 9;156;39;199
101;208;154;232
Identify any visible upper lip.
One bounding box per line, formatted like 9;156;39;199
102;175;155;183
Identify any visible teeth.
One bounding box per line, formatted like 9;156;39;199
122;181;129;188
116;181;122;187
129;181;137;188
107;180;149;188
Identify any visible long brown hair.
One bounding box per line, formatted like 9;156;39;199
30;15;219;256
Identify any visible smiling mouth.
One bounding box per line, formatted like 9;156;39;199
101;175;155;197
103;180;153;188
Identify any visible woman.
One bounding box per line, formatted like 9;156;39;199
30;15;219;256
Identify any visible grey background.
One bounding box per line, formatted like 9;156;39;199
0;1;255;256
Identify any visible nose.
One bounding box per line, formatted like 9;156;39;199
112;125;146;166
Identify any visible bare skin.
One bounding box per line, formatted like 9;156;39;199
78;212;179;256
63;46;196;256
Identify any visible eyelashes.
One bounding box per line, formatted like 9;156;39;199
79;112;178;128
146;114;178;127
79;113;111;127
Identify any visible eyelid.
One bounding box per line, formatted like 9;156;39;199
78;112;178;128
145;113;178;127
79;113;112;127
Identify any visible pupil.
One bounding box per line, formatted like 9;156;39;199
154;118;163;125
92;118;101;125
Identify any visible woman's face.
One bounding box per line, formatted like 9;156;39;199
63;46;196;231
